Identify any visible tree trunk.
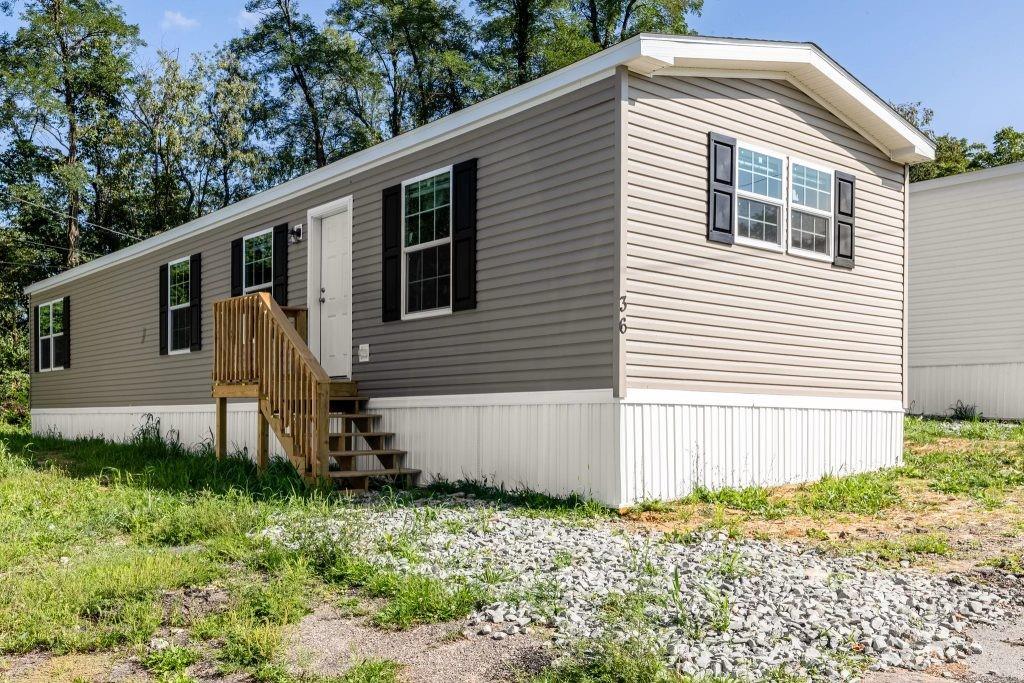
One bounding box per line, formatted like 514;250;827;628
513;0;533;85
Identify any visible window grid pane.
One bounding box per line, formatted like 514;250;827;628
791;210;830;255
404;172;451;248
406;245;451;314
738;148;783;200
792;164;832;212
738;197;780;244
244;233;273;291
169;260;191;308
51;301;63;335
39;304;51;337
170;308;191;351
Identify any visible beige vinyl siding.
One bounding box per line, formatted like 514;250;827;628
624;74;906;400
909;169;1024;368
31;78;618;408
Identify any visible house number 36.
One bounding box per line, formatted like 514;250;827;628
618;296;627;334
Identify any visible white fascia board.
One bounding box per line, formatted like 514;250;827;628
636;35;935;165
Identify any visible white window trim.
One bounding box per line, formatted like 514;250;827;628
167;256;191;355
787;156;835;263
37;298;64;372
242;227;274;294
400;165;453;321
734;141;787;253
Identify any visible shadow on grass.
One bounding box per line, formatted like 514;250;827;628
0;420;613;519
0;420;317;502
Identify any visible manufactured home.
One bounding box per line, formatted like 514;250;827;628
25;34;934;507
909;162;1024;419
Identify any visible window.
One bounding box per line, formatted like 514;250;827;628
790;162;833;258
243;229;273;293
38;299;64;371
402;168;452;317
736;147;784;249
168;257;191;353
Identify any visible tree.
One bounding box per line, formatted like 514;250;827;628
2;0;140;266
976;126;1024;168
330;0;483;137
476;0;559;89
233;0;337;175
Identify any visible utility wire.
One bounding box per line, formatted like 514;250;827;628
0;229;99;259
1;189;139;241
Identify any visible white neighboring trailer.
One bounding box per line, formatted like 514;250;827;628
909;162;1024;419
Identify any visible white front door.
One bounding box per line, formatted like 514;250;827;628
318;208;352;377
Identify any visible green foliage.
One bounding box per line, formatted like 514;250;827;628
901;444;1024;496
950;400;980;421
530;635;685;683
140;645;201;675
335;659;403;683
0;334;28;427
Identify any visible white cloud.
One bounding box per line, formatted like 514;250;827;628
236;9;260;28
161;10;199;30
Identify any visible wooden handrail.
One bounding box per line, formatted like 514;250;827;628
213;292;329;478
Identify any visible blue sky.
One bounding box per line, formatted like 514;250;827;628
3;0;1021;142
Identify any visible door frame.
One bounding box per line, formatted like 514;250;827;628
306;195;353;377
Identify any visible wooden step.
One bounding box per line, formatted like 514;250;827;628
330;431;392;439
330;395;369;402
328;468;420;479
329;413;380;420
330;449;406;457
329;381;359;397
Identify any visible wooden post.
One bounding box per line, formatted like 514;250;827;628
256;405;270;472
215;396;227;459
316;381;330;481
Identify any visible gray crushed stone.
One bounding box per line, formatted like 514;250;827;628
257;492;1024;681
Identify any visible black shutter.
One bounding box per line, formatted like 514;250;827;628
272;223;289;305
32;304;39;373
707;132;737;245
189;253;202;351
159;263;169;356
834;171;856;269
230;237;243;296
381;184;402;322
451;158;477;311
60;296;70;368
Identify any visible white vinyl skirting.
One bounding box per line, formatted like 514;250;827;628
910;363;1024;421
32;389;904;508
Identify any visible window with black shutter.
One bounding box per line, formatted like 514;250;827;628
161;255;202;355
384;159;477;321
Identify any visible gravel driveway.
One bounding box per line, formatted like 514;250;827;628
261;493;1024;682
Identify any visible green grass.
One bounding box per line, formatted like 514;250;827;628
685;486;788;519
796;472;902;515
901;446;1024;496
335;659;402;683
835;533;952;565
0;424;490;678
904;415;1024;444
983;553;1024;574
389;477;615;521
140;645;201;674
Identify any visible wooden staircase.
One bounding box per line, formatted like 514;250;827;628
326;380;417;489
211;292;418;489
